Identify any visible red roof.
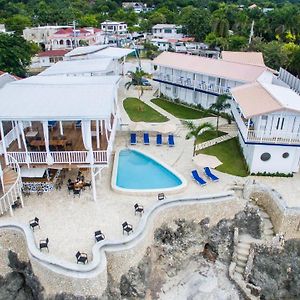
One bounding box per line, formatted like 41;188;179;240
0;70;21;80
54;28;97;35
0;70;5;76
38;50;69;57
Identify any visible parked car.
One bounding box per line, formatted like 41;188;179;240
141;78;151;86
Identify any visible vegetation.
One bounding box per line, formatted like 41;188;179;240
197;138;249;177
151;98;210;119
196;130;227;144
0;1;300;76
184;121;215;156
123;97;168;123
0;33;39;77
125;69;149;99
209;94;231;131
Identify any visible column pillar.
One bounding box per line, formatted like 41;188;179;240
0;121;8;165
59;121;64;136
96;120;100;149
91;167;97;202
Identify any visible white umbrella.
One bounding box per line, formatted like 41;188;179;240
155;122;177;134
192;154;222;169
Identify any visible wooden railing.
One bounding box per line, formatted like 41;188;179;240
7;150;108;165
0;154;23;216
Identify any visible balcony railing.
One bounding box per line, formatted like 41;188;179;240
154;73;231;95
7;150;108;165
231;101;300;145
0;154;23;216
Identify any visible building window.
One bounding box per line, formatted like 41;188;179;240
282;152;289;158
260;152;271;161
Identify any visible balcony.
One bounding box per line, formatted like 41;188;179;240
231;101;300;146
153;73;231;96
1;119;116;166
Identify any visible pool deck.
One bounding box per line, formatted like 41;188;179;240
0;69;299;270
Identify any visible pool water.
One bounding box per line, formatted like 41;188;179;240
116;149;182;190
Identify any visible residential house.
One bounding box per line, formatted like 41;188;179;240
48;27;104;50
122;2;146;13
23;26;71;50
152;24;183;39
31;50;69;69
101;21;128;35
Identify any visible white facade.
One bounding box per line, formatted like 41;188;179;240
0;24;6;33
151;39;170;51
152;24;183;39
101;21;128;35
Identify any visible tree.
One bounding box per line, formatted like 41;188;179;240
184;121;215;156
209;94;230;132
5;14;31;35
0;33;38;77
78;15;98;27
180;6;211;41
125;69;149;100
149;12;166;26
228;35;248;51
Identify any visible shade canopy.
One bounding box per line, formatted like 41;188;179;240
192;154;222;169
64;45;109;57
39;58;113;76
20;167;47;178
89;47;135;59
0;77;116;121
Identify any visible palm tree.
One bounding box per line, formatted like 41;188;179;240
210;94;230;132
184;121;215;156
125;69;149;100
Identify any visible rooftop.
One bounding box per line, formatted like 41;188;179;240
231;81;300;118
152;24;181;29
38;57;113;76
152;52;268;83
38;50;70;57
64;45;109;57
221;51;266;67
0;76;116;121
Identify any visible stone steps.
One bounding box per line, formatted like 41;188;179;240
195;134;235;151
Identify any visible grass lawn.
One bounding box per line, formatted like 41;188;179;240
197;138;249;177
123;97;169;122
151;98;211;119
196;130;227;144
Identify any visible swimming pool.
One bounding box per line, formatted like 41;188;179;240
112;149;187;194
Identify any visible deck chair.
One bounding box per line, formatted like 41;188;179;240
191;170;207;186
156;134;162;146
95;230;105;242
168;134;175;147
143;132;150;145
130;133;137;145
204;167;219;182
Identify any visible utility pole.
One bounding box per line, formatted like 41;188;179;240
248;20;255;45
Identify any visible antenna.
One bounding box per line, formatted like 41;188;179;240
248;20;255;45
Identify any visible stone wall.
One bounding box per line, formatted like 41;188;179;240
243;183;300;239
0;194;245;298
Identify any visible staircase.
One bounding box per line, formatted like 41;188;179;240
259;210;275;241
2;167;18;192
195;133;234;151
218;123;238;136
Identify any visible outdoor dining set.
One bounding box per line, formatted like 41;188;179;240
67;171;92;198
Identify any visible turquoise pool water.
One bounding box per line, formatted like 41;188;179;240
116;149;182;190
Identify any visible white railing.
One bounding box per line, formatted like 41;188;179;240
0;127;18;154
230;102;248;139
7;150;108;165
155;73;231;95
0;154;23;216
247;130;300;145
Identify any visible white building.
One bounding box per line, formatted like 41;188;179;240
231;80;300;174
122;2;147;13
31;50;69;69
101;21;128;35
23;26;71;49
0;24;6;33
152;51;271;109
152;24;183;39
152;51;300;174
0;75;120;202
64;45;135;75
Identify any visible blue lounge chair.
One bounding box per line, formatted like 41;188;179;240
130;133;137;145
204;167;219;182
191;170;206;186
156;134;162;146
143;132;150;145
168;134;175;147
